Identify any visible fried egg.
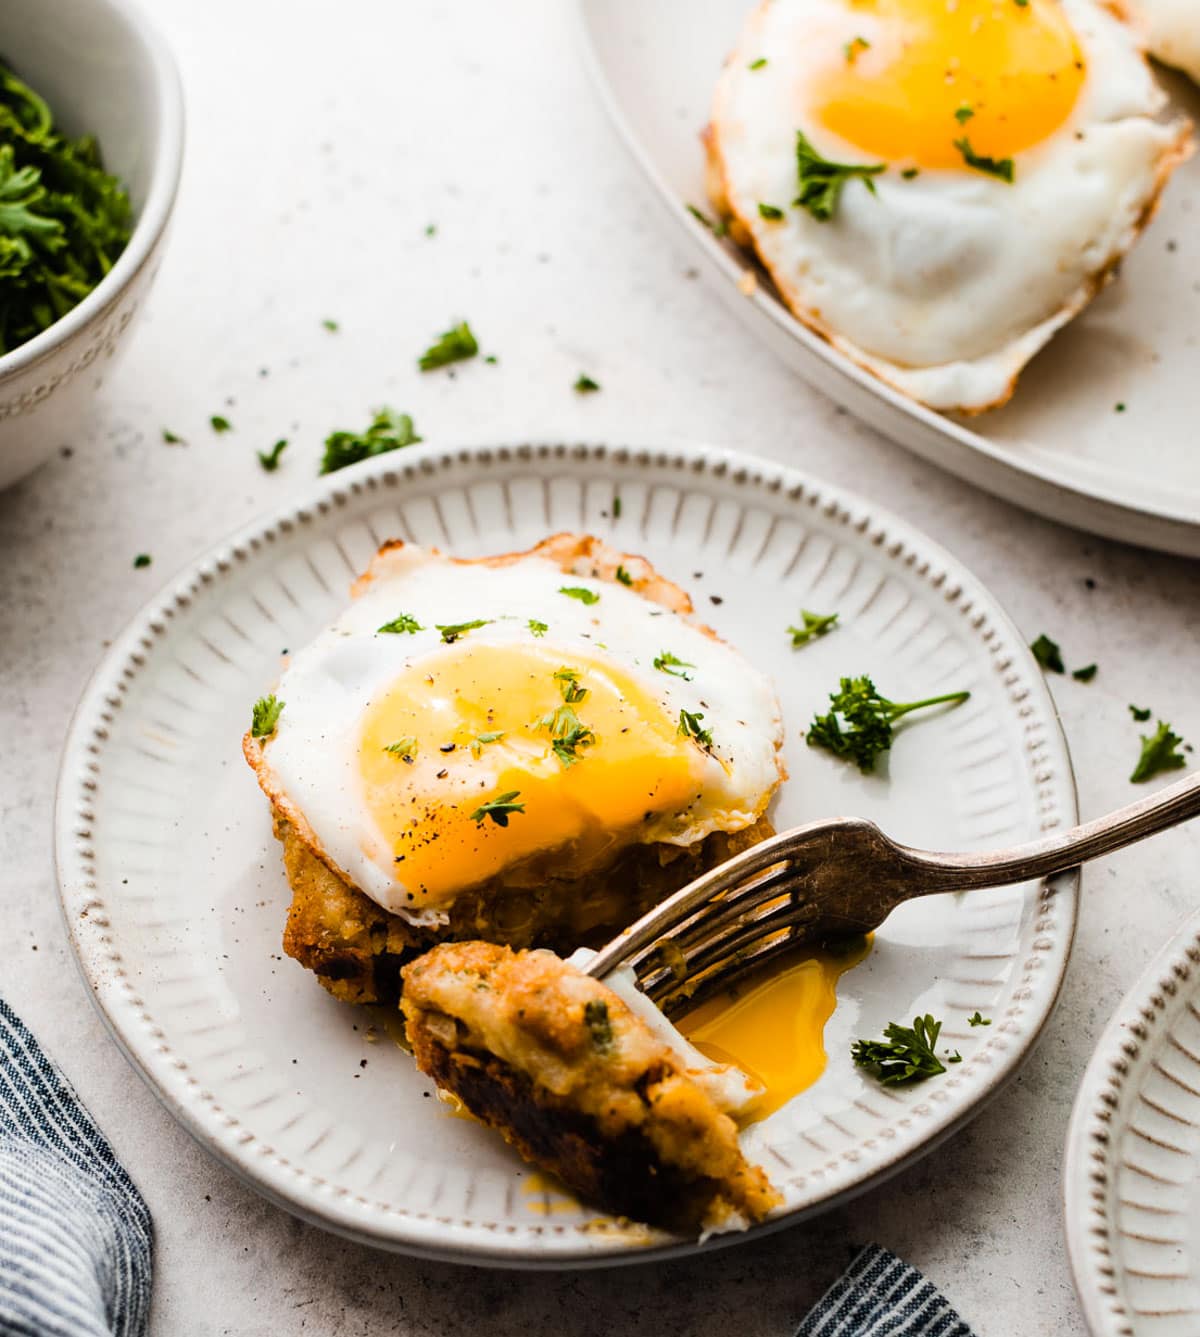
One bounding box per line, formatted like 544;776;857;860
709;0;1192;411
1132;0;1200;83
249;537;784;925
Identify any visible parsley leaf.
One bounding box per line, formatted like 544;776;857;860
612;495;622;518
133;553;151;569
583;999;614;1051
1072;663;1098;682
321;317;339;332
0;61;133;356
470;790;524;827
251;695;284;739
559;585;600;606
527;618;548;637
436;619;490;644
1131;721;1188;783
686;203;728;237
418;320;478;370
210;415;232;434
852;1014;949;1085
678;709;714;750
554;668;588;704
615;565;633;586
574;373;601;393
954;104;975;124
469;731;505;757
161;428;184;445
1030;634;1065;673
540;703;596;767
1129;704;1152;722
807;675;970;773
748;57;768;70
788;609;839;647
954;137;1014;182
901;167;920;180
383;736;418;762
844;36;870;61
320;407;421;475
654;650;695;680
795;130;885;222
758;202;784;220
257;439;288;472
377;613;423;634
968;1012;991;1027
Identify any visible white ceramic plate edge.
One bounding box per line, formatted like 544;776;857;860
572;3;1200;559
55;438;1081;1266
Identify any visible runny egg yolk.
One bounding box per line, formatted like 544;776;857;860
812;0;1086;169
357;643;705;904
678;939;871;1119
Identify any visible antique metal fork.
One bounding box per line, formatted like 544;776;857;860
586;770;1200;1014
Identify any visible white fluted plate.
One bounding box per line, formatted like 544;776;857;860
57;441;1077;1265
1066;911;1200;1334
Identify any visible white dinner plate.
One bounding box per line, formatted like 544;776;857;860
1065;909;1200;1336
575;0;1200;558
57;440;1078;1265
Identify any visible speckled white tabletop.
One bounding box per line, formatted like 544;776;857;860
1;1;1198;1332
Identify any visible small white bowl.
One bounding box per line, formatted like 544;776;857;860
0;0;184;489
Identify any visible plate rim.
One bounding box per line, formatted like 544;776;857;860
572;0;1200;557
55;437;1081;1266
1063;906;1200;1336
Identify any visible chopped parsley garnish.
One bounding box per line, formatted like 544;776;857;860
436;619;490;643
678;709;714;750
748;57;768;70
251;695;284;739
901;167;920;180
807;675;970;773
843;35;870;61
758;202;784;220
559;585;600;606
574;373;601;393
0;60;133;356
541;703;596;767
377;613;423;634
469;731;505;757
133;553;151;569
954;137;1014;183
788;609;839;647
795;130;885;222
320;407;421;474
968;1012;991;1027
1115;402;1126;413
527;618;548;637
686;203;728;237
954;104;975;124
583;999;615;1051
161;428;184;445
1072;663;1098;682
257;438;288;472
852;1014;950;1085
1129;704;1152;722
210;415;232;434
654;650;695;680
554;668;588;704
470;791;524;827
615;565;633;586
612;494;622;519
424;223;437;237
1030;634;1065;673
1131;720;1188;784
383;736;418;762
418;320;478;370
321;318;339;332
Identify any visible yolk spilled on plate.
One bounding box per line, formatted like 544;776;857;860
678;939;870;1119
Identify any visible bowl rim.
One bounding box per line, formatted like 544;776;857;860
0;0;185;380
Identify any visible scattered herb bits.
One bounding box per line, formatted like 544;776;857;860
384;737;418;763
1129;704;1152;722
653;650;694;680
210;415;232;434
257;439;288;472
1072;663;1097;683
852;1015;952;1085
377;613;423;635
678;709;714;750
788;609;839;647
968;1012;991;1027
615;565;633;586
418;320;478;371
250;695;284;739
758;202;785;220
1131;720;1188;783
584;999;614;1051
559;585;600;606
321;318;339;332
686;203;728;236
527;619;548;638
1030;634;1065;673
795;130;884;222
470;791;524;827
954;137;1014;182
807;675;970;773
133;553;151;569
320;408;421;475
436;619;490;644
161;428;184;445
574;373;601;393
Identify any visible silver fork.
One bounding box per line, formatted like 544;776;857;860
585;770;1200;1013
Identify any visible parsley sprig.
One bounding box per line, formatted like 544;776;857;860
1131;720;1188;783
378;613;423;635
251;695;284;739
678;709;714;751
807;675;970;773
852;1014;952;1085
654;650;694;680
795;130;884;222
320;408;421;475
470;791;524;827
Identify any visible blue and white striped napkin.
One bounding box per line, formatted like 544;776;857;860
0;995;971;1337
0;998;152;1337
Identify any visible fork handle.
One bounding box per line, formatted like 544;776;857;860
899;769;1200;894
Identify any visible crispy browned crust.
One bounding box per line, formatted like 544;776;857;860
278;812;774;1005
246;532;784;1004
402;943;780;1232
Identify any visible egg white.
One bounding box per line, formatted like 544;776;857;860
1132;0;1200;83
711;0;1192;411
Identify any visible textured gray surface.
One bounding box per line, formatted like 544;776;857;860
0;0;1198;1332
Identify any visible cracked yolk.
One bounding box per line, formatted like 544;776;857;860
813;0;1085;168
358;643;704;904
679;938;871;1119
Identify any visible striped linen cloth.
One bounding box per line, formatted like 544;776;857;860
797;1244;976;1336
0;998;152;1337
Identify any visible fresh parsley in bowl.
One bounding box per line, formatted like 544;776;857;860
0;0;183;488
